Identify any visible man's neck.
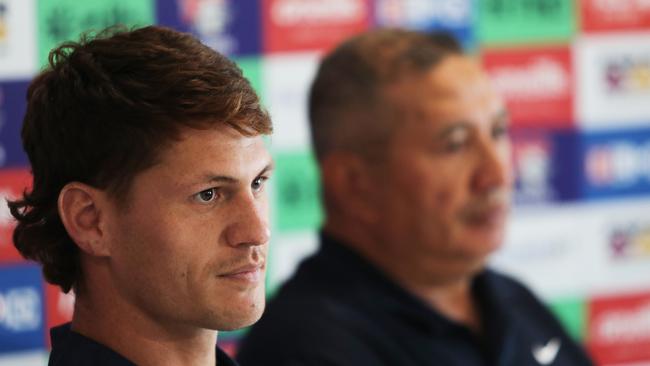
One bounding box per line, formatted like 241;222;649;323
405;277;482;334
71;286;218;366
323;221;482;334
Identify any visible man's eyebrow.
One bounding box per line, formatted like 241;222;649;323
201;175;238;184
437;108;509;139
198;162;275;184
258;162;275;176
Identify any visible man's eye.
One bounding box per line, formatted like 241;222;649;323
252;176;268;192
195;188;217;203
493;125;509;139
445;130;469;152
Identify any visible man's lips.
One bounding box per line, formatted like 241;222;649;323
218;263;265;283
461;205;509;226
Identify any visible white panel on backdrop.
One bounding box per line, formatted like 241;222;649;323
493;197;650;300
0;0;36;80
0;350;46;366
583;197;650;297
575;32;650;129
491;204;602;300
262;52;320;150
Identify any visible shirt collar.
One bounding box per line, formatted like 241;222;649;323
318;231;514;337
50;323;239;366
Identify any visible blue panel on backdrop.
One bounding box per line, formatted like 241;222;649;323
511;127;581;205
578;126;650;200
0;264;45;353
550;129;583;202
372;0;475;49
156;0;261;56
0;81;29;169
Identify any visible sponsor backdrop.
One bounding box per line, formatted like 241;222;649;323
0;0;649;365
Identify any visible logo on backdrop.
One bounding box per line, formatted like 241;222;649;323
490;58;568;99
375;0;470;27
483;0;564;17
581;0;650;32
588;292;650;365
0;287;41;332
513;137;554;203
604;56;650;94
593;299;650;343
483;47;572;127
177;0;234;54
585;142;650;187
0;1;8;54
271;0;364;25
263;0;370;53
373;0;473;48
609;222;650;259
0;265;45;352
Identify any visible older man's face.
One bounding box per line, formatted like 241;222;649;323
368;55;513;285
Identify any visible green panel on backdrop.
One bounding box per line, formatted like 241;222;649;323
273;150;323;232
233;57;263;102
218;327;247;342
478;0;575;44
38;0;154;65
265;237;283;299
549;298;587;341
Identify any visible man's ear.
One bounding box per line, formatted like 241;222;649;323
58;182;111;257
320;152;381;225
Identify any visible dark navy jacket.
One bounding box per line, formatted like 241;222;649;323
237;233;594;366
49;323;238;366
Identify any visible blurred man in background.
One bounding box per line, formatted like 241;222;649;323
8;25;273;365
237;29;593;366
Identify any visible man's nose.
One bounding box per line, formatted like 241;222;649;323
472;136;513;194
224;193;270;248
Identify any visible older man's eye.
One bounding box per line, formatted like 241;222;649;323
493;124;509;139
445;129;469;152
195;188;217;203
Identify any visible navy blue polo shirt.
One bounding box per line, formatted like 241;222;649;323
237;233;594;366
49;323;238;366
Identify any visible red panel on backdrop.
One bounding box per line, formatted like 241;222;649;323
45;284;75;347
0;168;32;264
262;0;371;53
482;46;573;128
581;0;650;33
587;291;650;365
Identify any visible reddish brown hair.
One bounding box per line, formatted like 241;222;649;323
7;25;271;292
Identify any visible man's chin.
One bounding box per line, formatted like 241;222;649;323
453;237;503;275
214;297;266;331
217;310;265;331
461;225;506;255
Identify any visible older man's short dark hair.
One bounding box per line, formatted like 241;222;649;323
308;29;461;160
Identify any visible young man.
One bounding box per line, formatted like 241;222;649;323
8;26;273;366
237;29;593;366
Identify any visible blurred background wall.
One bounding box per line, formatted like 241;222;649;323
1;0;650;365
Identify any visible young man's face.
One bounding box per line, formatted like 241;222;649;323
103;126;272;331
367;55;513;285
